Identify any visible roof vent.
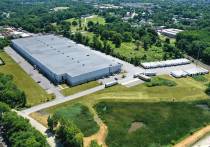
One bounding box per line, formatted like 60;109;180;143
86;54;90;56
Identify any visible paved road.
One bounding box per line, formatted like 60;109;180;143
21;85;105;115
185;55;210;71
192;134;210;147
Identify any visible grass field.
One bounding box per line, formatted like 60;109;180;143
53;103;99;136
95;101;210;147
0;51;54;106
44;75;208;112
31;75;209;127
60;81;101;96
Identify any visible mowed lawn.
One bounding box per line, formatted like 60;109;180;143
0;51;53;106
32;75;209;129
95;101;210;147
44;75;209;112
60;81;101;96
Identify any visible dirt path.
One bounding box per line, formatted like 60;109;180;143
174;125;210;147
83;107;108;147
84;123;108;147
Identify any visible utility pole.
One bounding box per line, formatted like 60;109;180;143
196;47;201;67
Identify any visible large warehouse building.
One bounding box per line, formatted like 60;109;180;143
11;35;122;86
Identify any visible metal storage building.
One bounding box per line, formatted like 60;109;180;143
141;58;190;69
11;35;122;86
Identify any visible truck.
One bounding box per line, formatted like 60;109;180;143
105;80;118;88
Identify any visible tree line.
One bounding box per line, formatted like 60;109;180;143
0;74;26;108
47;112;83;147
0;102;48;147
176;30;210;64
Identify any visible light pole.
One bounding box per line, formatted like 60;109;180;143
196;47;201;67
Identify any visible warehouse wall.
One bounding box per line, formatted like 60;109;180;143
11;41;61;84
67;64;122;86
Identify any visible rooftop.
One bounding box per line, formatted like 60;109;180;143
12;35;121;77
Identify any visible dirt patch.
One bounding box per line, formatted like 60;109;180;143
128;122;144;133
29;112;49;127
83;123;108;147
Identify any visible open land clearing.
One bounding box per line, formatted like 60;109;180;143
95;101;210;147
0;51;53;106
30;74;210;146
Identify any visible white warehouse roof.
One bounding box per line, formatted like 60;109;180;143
141;58;190;69
11;35;122;77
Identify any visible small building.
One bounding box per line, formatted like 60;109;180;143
171;70;188;78
11;35;122;86
160;28;183;38
141;58;190;69
184;67;209;76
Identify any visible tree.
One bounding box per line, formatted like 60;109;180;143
112;33;122;48
203;47;210;63
87;21;94;28
0;102;10;117
0;38;10;49
1;111;48;147
135;40;141;50
205;83;210;95
56;120;83;147
123;32;132;42
72;20;78;26
92;35;102;50
74;32;83;43
0;74;26;108
101;30;110;40
165;38;170;44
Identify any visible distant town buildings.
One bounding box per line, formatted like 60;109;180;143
0;27;32;39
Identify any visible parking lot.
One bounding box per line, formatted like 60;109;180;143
92;47;204;87
5;47;64;98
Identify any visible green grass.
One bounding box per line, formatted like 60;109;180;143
53;103;99;136
61;81;101;96
31;75;210;139
0;51;54;106
44;75;209;113
146;77;177;87
95;101;210;147
192;75;208;82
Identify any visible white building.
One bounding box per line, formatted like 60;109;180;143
11;35;122;86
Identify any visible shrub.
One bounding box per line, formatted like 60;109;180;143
205;83;210;95
146;77;177;87
192;75;207;82
90;140;102;147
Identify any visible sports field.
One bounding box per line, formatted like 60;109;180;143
0;51;54;106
